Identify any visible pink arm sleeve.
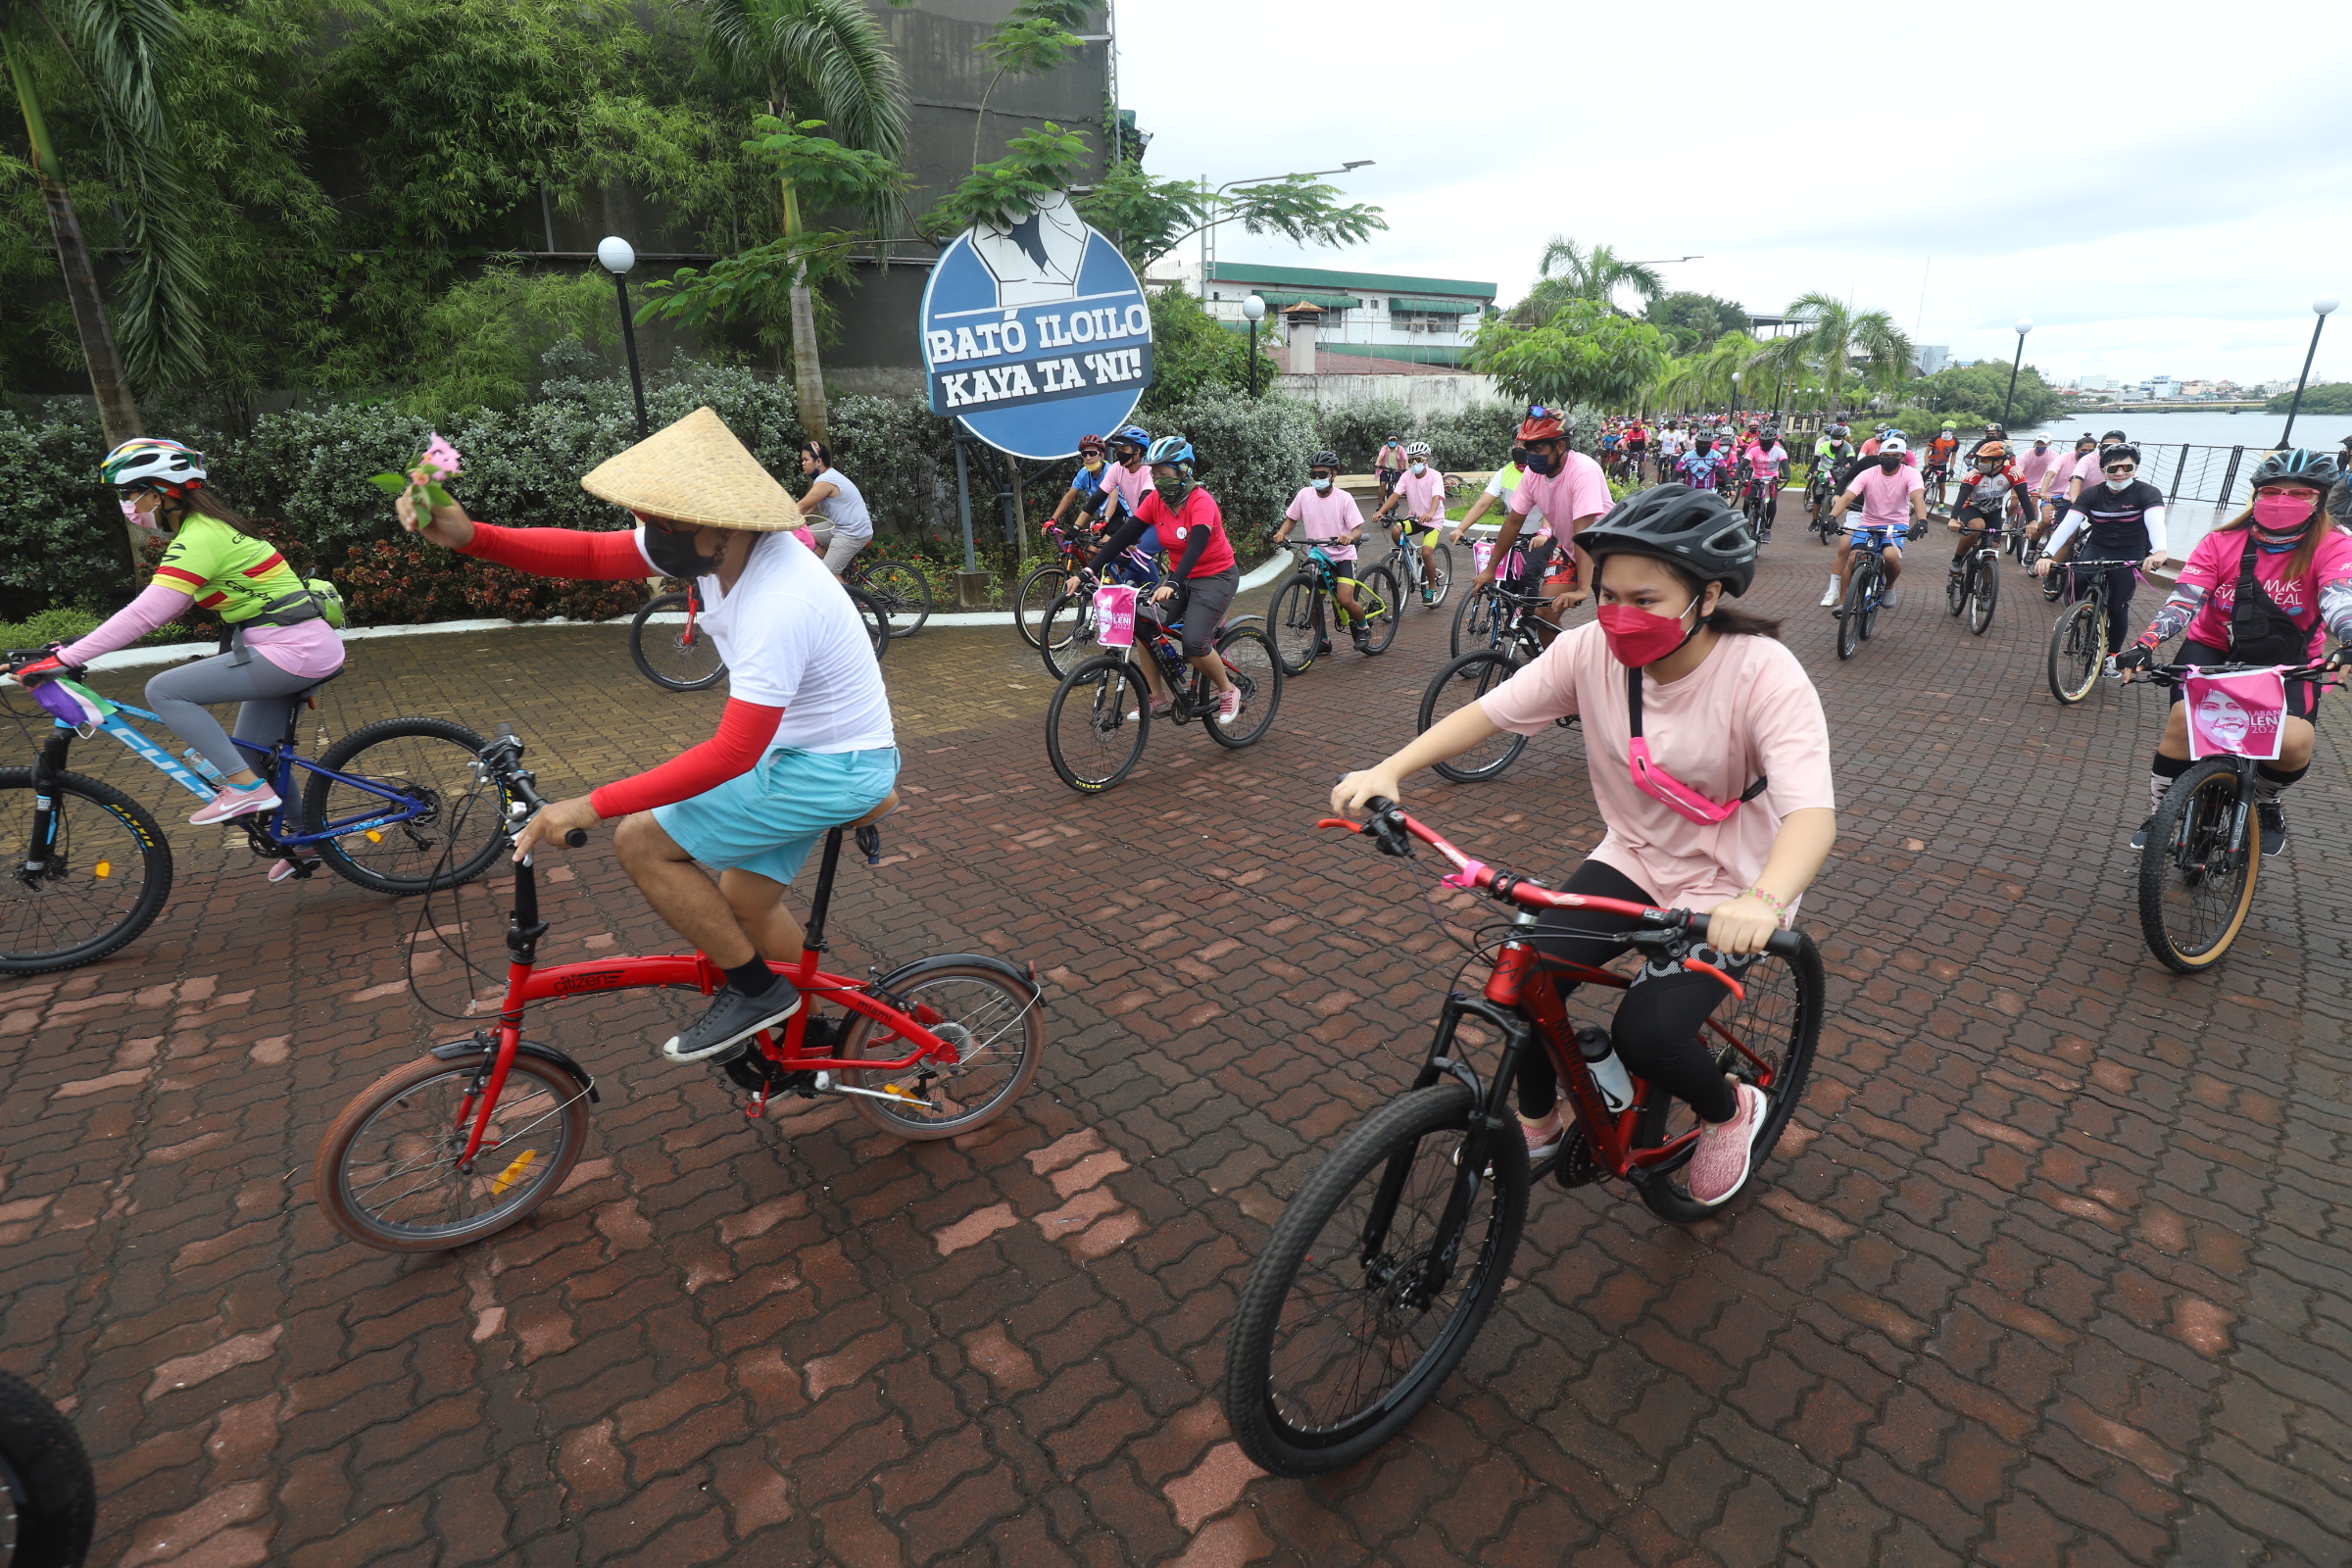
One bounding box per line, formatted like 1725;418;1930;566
56;583;191;666
458;521;652;579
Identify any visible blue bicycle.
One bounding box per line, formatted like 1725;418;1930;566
3;655;512;974
1834;523;1923;661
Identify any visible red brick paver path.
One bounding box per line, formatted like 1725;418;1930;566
5;524;2348;1566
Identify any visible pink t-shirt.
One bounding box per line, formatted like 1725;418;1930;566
1391;466;1446;523
2066;450;2107;500
2174;524;2352;662
1477;623;1836;910
1507;452;1612;549
1842;463;1924;528
2017;446;2062;490
1286;486;1363;561
1098;461;1152;520
1744;442;1787;478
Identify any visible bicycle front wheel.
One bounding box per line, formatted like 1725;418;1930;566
1223;1081;1527;1478
1450;581;1496;659
305;718;508;895
1355;565;1401;655
1835;573;1865;661
1038;593;1097;680
1419;651;1529;782
1968;555;1997;635
314;1050;593;1251
0;1368;96;1568
838;963;1045;1139
1046;654;1150;792
1268;574;1321;676
629;592;726;691
2046;599;2104;704
0;767;172;976
846;587;891;662
859;557;933;638
1205;626;1282;749
1632;932;1827;1225
1013;565;1067;650
2138;760;2260;973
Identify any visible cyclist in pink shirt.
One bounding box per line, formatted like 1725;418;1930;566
1823;437;1927;611
1373;441;1448;603
1477;406;1611;632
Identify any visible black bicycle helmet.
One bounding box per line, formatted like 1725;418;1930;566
1578;485;1758;597
1309;450;1341;471
2250;447;2342;490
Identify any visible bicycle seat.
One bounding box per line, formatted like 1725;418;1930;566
844;790;899;829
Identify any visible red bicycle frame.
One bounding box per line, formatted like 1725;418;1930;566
1323;804;1794;1181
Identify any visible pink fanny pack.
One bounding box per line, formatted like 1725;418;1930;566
1624;665;1768;825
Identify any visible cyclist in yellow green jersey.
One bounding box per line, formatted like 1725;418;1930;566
17;440;346;851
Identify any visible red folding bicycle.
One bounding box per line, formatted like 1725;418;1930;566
1222;801;1825;1477
313;730;1046;1251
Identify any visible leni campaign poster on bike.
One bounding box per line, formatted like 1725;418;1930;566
919;191;1152;462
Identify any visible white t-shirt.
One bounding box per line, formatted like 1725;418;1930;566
634;527;895;753
807;467;872;540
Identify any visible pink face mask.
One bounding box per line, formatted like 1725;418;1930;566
1596;600;1697;667
2252;490;2317;529
122;497;160;532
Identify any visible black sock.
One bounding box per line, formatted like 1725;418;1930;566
2256;761;2309;788
724;958;779;999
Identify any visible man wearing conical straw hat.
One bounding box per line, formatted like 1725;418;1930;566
395;408;900;1062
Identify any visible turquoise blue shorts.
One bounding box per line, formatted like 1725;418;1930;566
653;745;900;884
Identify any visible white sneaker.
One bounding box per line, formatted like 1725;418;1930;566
1819;580;1841;609
1882;588;1901;612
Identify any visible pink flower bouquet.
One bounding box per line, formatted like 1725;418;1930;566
368;433;464;530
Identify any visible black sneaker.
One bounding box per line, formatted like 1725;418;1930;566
2257;800;2286;857
661;983;802;1063
1352;628;1372;652
2130;816;2154;851
1314;639;1333;655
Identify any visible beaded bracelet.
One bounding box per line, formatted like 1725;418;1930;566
1740;886;1791;919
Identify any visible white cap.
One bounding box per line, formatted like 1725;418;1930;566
1880;436;1909;454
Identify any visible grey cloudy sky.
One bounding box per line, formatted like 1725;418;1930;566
1117;0;2352;385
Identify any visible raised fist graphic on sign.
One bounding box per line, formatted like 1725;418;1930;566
970;191;1088;308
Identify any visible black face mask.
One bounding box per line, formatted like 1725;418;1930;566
1879;455;1903;474
643;521;723;579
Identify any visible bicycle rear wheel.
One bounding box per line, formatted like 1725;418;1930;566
629;592;727;691
0;767;172;975
314;1051;593;1251
846;587;891;661
1968;554;1997;634
838;963;1045;1139
1223;1081;1527;1478
1013;565;1067;650
858;557;933;638
0;1368;95;1568
1419;651;1529;782
1632;932;1827;1225
2045;600;2104;704
1355;565;1400;655
1424;543;1453;607
1205;626;1281;749
1268;574;1321;676
1046;654;1150;792
2138;760;2259;973
304;717;508;895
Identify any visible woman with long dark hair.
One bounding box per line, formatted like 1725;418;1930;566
2117;447;2352;854
15;440;345;860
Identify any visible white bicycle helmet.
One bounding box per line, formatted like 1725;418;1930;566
1403;440;1433;460
101;438;207;497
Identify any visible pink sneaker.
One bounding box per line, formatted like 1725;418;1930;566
268;858;301;883
1215;685;1244;723
188;783;279;826
1685;1083;1766;1206
1519;1108;1565;1161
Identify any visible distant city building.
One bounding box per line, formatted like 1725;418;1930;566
1916;345;1950;375
2080;374;2113;391
2149;377;2183;400
1149;259;1498;370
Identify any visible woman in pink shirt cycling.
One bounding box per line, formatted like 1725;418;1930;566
1333;486;1838;1207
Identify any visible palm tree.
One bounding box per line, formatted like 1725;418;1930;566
1771;293;1912;419
1511;236;1664;326
3;0;206;464
685;0;912;443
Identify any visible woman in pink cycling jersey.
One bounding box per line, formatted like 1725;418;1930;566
1334;486;1837;1207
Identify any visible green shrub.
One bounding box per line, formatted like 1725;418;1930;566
1152;388;1322;555
0;405;140;621
1313;400;1412;469
1417;404;1518;470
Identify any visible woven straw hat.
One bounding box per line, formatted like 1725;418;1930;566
579;407;800;531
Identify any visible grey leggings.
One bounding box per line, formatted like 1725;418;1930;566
145;652;324;777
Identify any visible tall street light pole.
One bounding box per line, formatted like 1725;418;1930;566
1243;294;1265;396
2278;297;2340;450
1999;318;2033;426
599;236;650;439
1199;161;1373;298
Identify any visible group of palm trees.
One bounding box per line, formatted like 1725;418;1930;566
1508;234;1917;422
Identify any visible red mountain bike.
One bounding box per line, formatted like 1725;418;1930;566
1222;802;1824;1477
313;729;1046;1251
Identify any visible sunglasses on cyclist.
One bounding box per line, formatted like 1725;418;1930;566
2105;463;2136;474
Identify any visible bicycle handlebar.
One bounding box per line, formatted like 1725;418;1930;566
2139;658;2337;688
1320;798;1803;963
485;725;589;847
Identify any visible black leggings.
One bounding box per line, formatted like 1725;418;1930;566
1516;860;1744;1125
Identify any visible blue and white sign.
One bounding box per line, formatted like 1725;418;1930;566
919;192;1153;461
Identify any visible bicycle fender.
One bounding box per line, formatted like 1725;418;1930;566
870;952;1043;1002
431;1038;600;1102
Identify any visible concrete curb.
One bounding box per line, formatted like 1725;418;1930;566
63;552;1301;674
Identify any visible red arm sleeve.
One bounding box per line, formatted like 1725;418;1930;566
588;699;783;818
458;521;652;580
